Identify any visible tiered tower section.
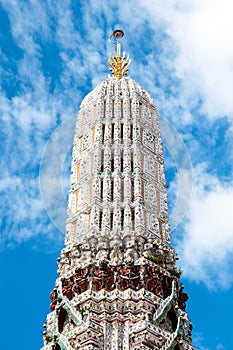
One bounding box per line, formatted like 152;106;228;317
41;33;196;350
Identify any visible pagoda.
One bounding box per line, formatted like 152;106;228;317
41;30;196;350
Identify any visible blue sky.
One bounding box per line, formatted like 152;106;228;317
1;1;233;349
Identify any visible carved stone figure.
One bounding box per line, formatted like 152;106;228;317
61;277;73;300
165;248;175;269
96;244;109;260
96;234;109;260
110;244;123;261
119;260;140;290
79;240;92;262
163;275;173;298
73;266;89;294
146;265;163;296
93;260;110;291
125;239;139;260
50;288;58;311
58;248;71;275
178;287;189;310
143;242;154;257
70;243;82;267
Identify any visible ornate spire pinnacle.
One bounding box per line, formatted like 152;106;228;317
108;29;131;79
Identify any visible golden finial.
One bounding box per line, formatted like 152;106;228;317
108;29;131;79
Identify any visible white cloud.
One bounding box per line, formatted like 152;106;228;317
178;164;233;289
161;118;193;230
136;0;233;119
0;86;74;249
216;344;225;350
0;174;63;249
39;114;76;233
192;332;210;350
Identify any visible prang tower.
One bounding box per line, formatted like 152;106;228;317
41;31;196;350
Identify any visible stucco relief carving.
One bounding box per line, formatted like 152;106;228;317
70;243;82;266
102;206;110;229
94;124;102;142
113;174;121;200
134;174;142;199
72;191;79;214
144;183;158;205
93;148;102;172
85;105;93;124
133;149;141;169
124;205;132;227
90;205;99;228
160;192;169;213
105;98;113;119
144;153;156;176
92;176;101;198
96;100;104;121
80;155;90;179
114;123;121;141
135;203;144;228
104;123;112;141
158;163;166;184
123;147;131;171
114;97;121;120
149;213;160;236
75;213;88;238
125;239;139;260
114;148;121;170
124;174;132;201
104;146;112;170
78;183;89;207
113;205;121;229
110;233;123;260
143;129;155;151
162;220;171;242
82;130;91;151
103;174;111;201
